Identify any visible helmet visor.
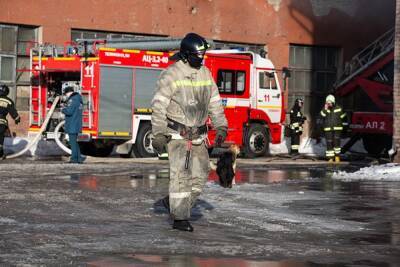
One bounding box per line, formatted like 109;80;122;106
190;49;206;59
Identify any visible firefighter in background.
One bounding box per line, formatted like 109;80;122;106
61;86;84;164
0;85;20;160
289;98;306;155
320;94;348;162
151;33;228;232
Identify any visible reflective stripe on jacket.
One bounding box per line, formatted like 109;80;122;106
320;105;347;132
289;108;304;133
0;96;20;125
151;60;227;137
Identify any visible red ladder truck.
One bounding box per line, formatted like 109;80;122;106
335;28;394;156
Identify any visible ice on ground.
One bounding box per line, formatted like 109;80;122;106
333;163;400;181
4;137;66;157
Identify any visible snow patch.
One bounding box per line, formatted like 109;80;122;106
0;217;17;224
333;163;400;181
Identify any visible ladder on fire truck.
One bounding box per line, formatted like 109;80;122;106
335;28;394;89
29;43;93;128
335;28;395;155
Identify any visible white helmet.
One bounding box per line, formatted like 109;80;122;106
325;94;335;104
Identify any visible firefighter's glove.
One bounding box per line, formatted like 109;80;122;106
152;134;169;154
14;117;20;125
214;127;227;147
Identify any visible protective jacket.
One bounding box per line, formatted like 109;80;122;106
289;104;305;134
62;92;83;134
0;96;20;126
151;60;227;140
320;104;347;132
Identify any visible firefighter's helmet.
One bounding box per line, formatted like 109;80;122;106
0;85;9;97
325;94;335;104
63;86;74;94
295;98;304;107
172;33;210;69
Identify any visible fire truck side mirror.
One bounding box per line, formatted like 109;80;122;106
282;67;291;80
282;67;291;92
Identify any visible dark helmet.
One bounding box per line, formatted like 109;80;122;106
295;98;304;106
0;85;9;97
63;86;74;94
172;33;210;69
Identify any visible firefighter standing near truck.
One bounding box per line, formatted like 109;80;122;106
289;98;306;155
151;33;228;232
320;94;348;163
61;86;84;164
0;85;20;160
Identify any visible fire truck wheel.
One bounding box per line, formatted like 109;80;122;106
362;134;391;156
243;124;269;158
133;123;157;158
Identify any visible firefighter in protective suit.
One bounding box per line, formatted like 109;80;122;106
0;85;20;159
289;98;306;155
320;94;348;162
151;33;228;232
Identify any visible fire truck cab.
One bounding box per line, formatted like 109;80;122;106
29;44;285;158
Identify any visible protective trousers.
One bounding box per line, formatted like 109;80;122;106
0;124;5;157
290;130;300;154
68;133;82;163
167;139;210;220
325;131;341;160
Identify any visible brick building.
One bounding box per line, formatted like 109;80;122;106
0;0;395;136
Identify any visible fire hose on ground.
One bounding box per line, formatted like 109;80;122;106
53;120;72;155
7;96;64;159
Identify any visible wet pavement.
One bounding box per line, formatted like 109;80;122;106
0;157;399;266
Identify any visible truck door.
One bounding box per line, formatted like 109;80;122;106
256;70;282;123
98;65;133;137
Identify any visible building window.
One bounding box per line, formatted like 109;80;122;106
17;26;37;85
289;45;339;116
0;25;37;86
217;70;246;95
0;25;17;85
0;24;37;111
71;29;167;42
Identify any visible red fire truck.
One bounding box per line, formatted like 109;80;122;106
335;28;394;155
28;41;286;158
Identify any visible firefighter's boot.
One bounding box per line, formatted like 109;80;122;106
162;195;170;213
335;156;341;163
173;220;194;232
328;158;334;163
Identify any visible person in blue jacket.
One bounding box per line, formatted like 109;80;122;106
61;86;83;163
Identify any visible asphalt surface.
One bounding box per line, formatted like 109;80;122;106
0;156;399;266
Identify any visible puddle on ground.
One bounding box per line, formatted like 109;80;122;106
86;254;391;267
67;166;379;193
69;167;333;190
208;167;329;184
